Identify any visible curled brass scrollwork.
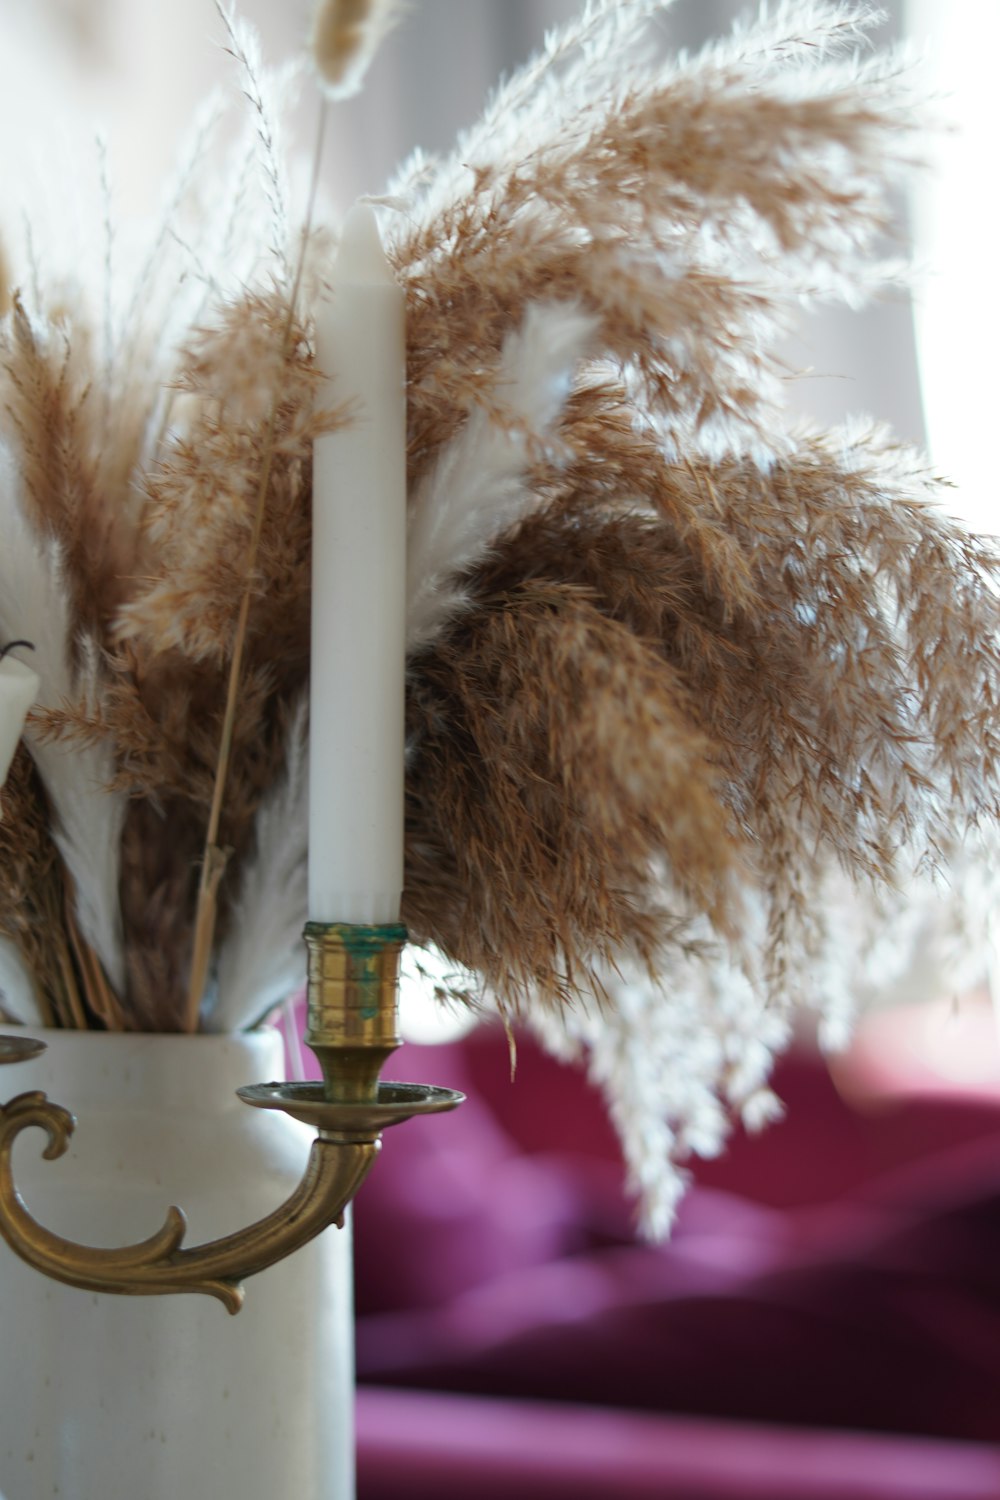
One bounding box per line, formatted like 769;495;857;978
0;1085;378;1313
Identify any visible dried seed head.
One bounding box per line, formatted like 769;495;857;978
310;0;403;100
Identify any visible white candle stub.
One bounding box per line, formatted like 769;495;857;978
309;203;407;925
0;654;40;820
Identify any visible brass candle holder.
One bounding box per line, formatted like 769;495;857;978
0;923;462;1312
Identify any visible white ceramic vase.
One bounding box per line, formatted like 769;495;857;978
0;1029;355;1500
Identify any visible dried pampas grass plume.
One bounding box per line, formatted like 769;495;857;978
310;0;403;99
4;0;999;1225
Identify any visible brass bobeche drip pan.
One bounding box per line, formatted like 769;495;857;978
0;922;463;1311
0;1035;46;1065
240;1080;464;1140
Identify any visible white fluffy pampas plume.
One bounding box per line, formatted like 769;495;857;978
406;302;598;654
526;861;999;1239
214;699;309;1031
0;939;41;1026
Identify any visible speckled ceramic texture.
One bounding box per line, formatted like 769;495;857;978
0;1030;354;1500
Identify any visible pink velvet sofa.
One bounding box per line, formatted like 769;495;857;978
339;1025;1000;1499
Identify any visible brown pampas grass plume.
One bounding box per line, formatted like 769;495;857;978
0;748;82;1030
2;0;998;1228
310;0;403;99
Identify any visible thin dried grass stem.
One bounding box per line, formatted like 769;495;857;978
183;94;329;1032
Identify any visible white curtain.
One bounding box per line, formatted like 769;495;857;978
905;0;1000;535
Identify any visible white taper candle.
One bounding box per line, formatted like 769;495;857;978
308;203;407;924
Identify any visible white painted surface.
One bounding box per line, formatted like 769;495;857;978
0;1030;354;1500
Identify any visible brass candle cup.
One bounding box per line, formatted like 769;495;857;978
240;922;463;1139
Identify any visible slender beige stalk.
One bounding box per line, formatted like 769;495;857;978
183;95;329;1032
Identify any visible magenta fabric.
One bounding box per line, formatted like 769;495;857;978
353;1030;1000;1438
286;1012;1000;1495
356;1387;1000;1500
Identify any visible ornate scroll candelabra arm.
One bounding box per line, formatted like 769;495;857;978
0;924;463;1310
0;1086;377;1313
